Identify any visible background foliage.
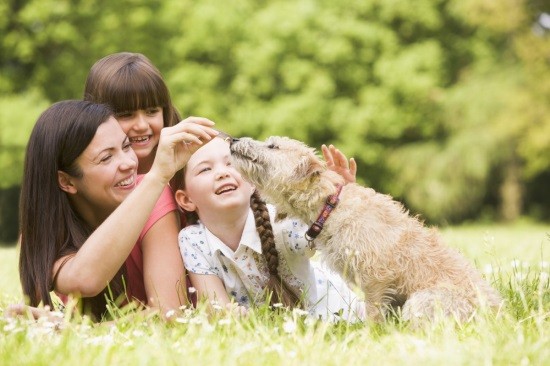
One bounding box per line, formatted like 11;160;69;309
1;0;550;239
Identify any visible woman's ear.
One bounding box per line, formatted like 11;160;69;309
57;171;77;194
175;189;197;212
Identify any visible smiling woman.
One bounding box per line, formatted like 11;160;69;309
16;100;218;321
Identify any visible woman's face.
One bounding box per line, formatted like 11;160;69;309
68;117;139;222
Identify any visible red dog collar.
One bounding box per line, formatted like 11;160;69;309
305;185;343;242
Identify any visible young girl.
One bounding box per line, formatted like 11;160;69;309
83;52;182;174
175;136;364;321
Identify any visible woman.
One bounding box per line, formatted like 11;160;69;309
17;100;217;320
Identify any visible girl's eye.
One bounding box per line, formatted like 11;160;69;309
123;143;132;150
198;167;211;174
116;112;133;119
147;108;161;115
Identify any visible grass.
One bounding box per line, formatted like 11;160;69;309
1;222;549;365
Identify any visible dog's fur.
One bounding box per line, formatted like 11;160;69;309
230;136;503;323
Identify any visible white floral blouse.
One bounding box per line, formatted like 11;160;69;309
179;205;363;321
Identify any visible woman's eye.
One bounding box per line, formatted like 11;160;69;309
100;155;112;163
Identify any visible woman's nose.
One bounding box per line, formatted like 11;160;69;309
120;156;138;171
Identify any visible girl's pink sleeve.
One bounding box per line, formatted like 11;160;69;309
138;178;177;241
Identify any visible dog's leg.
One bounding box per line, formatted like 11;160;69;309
401;287;476;325
362;287;394;322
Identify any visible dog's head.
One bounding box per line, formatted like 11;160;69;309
230;136;326;198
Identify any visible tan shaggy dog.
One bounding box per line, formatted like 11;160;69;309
230;136;503;324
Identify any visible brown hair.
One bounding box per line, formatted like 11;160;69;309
175;135;301;308
250;191;301;308
83;52;181;127
19;100;127;321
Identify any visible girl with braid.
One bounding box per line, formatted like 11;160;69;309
174;135;364;321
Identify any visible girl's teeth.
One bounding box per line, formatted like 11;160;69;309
131;136;149;143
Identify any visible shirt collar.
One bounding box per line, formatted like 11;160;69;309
203;208;262;256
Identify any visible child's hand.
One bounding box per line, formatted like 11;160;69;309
322;144;357;184
225;302;248;317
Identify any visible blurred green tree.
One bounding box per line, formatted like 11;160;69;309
0;0;549;224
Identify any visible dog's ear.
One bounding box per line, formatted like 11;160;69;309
293;155;324;179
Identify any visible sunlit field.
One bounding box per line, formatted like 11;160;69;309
1;222;549;365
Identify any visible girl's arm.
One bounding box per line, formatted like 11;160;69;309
188;272;231;306
188;273;247;316
141;211;186;314
322;144;357;184
54;118;218;297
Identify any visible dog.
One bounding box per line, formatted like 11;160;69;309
230;136;503;324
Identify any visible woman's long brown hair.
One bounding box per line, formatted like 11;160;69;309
19;100;128;320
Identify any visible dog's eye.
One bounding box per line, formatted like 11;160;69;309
267;143;279;149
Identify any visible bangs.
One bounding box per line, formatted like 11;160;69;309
105;65;170;113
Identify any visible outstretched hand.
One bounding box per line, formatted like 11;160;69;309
322;144;357;184
150;116;219;183
4;303;63;322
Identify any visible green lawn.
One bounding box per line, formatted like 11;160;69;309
1;223;549;365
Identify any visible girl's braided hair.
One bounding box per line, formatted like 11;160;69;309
250;190;301;308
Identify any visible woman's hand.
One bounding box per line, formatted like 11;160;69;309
150;117;219;183
4;304;63;322
322;144;357;184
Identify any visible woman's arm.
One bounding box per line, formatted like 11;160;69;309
54;118;218;297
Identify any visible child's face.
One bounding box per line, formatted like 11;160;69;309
115;107;164;165
175;138;254;217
